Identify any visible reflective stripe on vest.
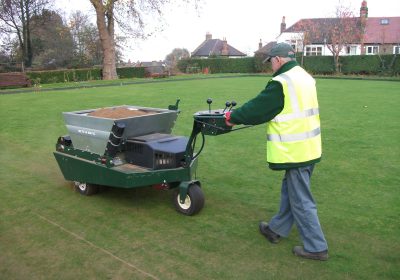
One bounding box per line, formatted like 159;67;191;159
267;127;321;142
271;108;319;123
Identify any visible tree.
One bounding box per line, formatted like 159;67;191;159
323;4;363;73
69;11;102;67
165;48;190;72
0;0;53;68
287;4;362;73
88;0;199;80
30;9;74;68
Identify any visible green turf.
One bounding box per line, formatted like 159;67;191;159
0;76;399;279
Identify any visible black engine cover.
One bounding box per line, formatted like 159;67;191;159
125;133;188;170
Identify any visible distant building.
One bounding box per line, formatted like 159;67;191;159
138;61;169;77
192;33;246;58
256;1;400;57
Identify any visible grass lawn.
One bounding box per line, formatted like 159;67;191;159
0;75;399;279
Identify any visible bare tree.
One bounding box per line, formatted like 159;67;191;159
69;11;102;67
324;4;363;73
88;0;199;80
165;48;190;71
0;0;52;68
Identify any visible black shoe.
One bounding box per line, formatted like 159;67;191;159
292;246;328;261
259;222;280;244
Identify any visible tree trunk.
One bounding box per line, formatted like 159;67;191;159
91;0;118;80
334;54;340;73
25;1;33;67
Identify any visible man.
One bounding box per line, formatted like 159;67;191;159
224;42;328;261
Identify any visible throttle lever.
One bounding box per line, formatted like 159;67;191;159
223;101;231;113
229;100;237;111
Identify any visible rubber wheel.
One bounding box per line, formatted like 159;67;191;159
173;184;205;216
74;181;99;196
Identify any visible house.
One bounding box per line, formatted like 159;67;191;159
192;33;247;58
255;40;277;56
138;61;169;77
256;1;400;57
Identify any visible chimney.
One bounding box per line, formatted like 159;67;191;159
280;16;286;33
360;1;368;19
221;37;229;56
206;32;212;40
259;39;263;50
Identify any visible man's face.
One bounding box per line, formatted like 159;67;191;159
271;57;282;72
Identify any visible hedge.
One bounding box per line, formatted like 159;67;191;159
26;67;146;84
116;67;146;79
21;55;400;85
302;56;336;74
179;54;399;76
340;55;399;75
178;57;256;74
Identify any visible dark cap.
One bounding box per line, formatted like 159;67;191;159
263;42;296;63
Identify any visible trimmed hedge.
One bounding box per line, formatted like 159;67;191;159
26;67;146;84
341;55;399;75
27;68;101;84
22;55;399;85
178;57;256;74
179;54;399;76
116;67;146;79
302;56;335;74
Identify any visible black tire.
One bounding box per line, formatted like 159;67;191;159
74;181;99;196
172;184;205;216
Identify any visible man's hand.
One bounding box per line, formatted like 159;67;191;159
224;111;235;127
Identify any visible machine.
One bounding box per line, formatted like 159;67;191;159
54;99;244;215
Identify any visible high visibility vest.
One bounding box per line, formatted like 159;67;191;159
266;66;321;164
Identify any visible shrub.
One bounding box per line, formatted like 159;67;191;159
116;67;146;78
178;57;255;73
26;67;146;84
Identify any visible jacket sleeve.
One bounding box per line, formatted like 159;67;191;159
230;81;284;125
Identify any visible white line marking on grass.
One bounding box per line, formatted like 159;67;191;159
35;213;159;280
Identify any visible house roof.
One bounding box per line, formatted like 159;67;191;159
363;17;400;43
283;16;400;45
284;17;363;44
192;38;246;57
255;41;277;55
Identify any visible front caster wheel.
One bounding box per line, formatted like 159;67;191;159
172;184;205;216
74;181;99;196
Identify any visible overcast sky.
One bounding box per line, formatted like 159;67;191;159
56;0;400;62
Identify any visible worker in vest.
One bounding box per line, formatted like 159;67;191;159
225;42;328;261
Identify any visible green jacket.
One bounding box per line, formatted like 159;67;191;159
230;61;321;170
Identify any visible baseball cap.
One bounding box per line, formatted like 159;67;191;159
263;43;296;63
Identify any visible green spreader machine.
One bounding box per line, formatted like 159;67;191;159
54;99;239;215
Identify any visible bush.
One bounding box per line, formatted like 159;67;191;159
27;68;102;84
341;55;381;75
26;67;146;84
254;53;272;73
178;57;256;73
302;56;335;74
116;67;146;78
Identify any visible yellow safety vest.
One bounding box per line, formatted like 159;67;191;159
266;66;322;164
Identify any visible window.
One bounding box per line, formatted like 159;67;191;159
346;46;358;55
380;19;389;25
394;46;400;54
305;46;322;56
366;46;379;55
284;40;298;52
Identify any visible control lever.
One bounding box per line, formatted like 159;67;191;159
229;101;237;111
223;101;231;113
207;98;213;113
